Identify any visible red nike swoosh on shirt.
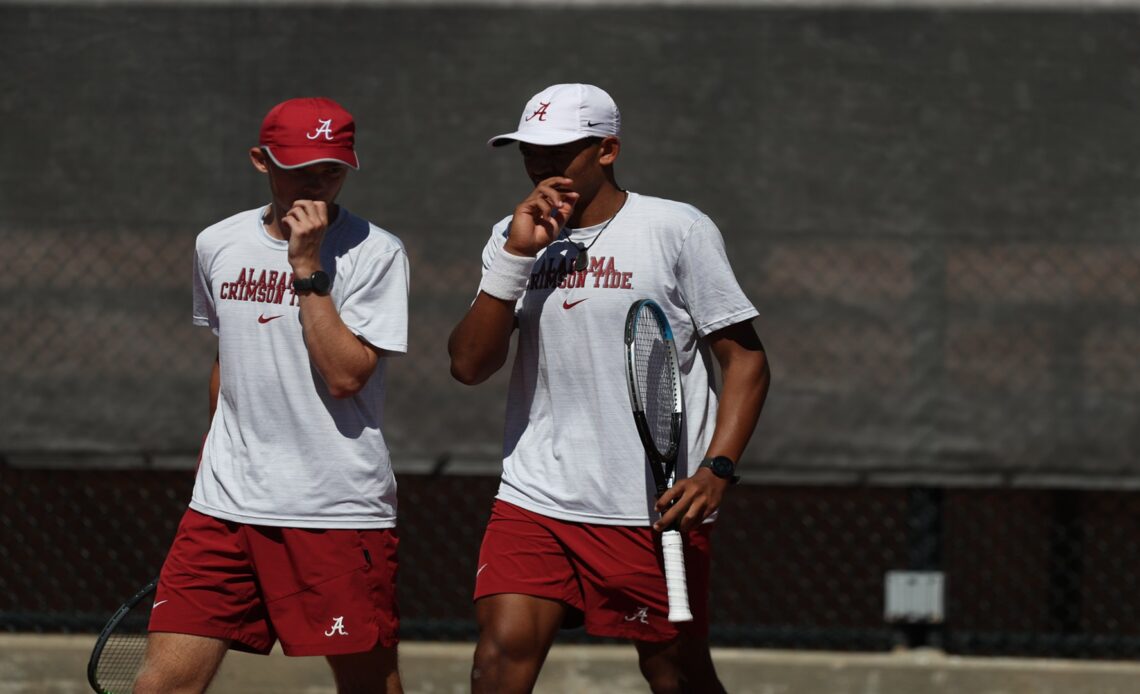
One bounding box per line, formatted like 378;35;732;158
562;298;588;310
258;314;283;324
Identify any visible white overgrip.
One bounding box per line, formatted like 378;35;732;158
661;529;693;622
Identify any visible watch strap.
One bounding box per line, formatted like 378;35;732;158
699;456;741;485
292;271;330;295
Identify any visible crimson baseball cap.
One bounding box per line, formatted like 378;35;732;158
259;97;360;169
488;83;621;147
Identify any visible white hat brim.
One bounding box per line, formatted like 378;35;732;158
487;129;597;148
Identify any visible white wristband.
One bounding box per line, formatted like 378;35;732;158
478;246;534;301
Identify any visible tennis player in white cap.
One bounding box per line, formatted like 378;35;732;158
450;83;771;694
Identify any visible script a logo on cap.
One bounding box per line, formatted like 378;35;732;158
307;118;336;141
525;102;551;122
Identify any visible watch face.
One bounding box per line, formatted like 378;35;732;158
712;457;735;477
310;271;331;294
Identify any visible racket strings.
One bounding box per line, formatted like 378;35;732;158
94;611;151;693
633;312;680;457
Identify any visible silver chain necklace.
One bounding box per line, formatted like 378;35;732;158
572;195;627;272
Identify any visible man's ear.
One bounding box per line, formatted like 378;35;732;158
249;147;271;173
598;136;621;166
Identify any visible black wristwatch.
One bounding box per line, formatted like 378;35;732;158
699;456;740;485
292;270;331;296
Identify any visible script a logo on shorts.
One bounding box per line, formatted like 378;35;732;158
324;616;349;637
525;101;551;122
624;606;650;624
306;118;336;141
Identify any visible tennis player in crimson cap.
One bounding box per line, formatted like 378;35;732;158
135;97;409;694
449;83;771;693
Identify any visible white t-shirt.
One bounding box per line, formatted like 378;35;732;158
190;206;409;529
481;192;758;525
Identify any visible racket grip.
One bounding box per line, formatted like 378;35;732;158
661;529;693;622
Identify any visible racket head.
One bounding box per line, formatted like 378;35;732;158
87;578;158;694
624;299;684;485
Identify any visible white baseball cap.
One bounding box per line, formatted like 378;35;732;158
488;83;621;147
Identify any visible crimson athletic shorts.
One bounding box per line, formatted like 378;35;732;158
473;499;713;642
149;508;399;656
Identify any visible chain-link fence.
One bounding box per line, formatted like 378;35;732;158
5;466;1140;658
2;2;1139;659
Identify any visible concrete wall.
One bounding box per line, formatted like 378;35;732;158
2;3;1137;479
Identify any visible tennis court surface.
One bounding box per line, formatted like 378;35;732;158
4;634;1140;694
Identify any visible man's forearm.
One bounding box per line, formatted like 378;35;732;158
447;292;517;385
706;351;770;464
297;293;379;398
705;323;771;465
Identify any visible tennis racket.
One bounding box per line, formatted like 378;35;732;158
624;299;692;623
87;577;157;694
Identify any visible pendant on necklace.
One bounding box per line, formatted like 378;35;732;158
574;243;589;272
